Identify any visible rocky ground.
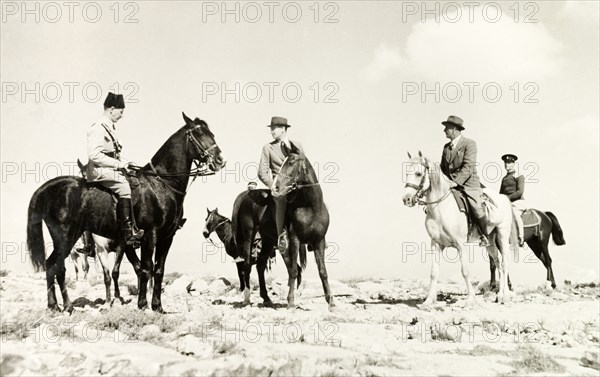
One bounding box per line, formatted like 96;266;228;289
1;268;599;376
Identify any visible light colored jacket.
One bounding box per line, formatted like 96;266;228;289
86;117;128;182
258;139;304;187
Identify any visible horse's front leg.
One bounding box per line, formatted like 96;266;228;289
313;238;334;310
138;234;155;310
112;246;126;304
256;237;273;307
423;241;441;306
285;233;300;309
152;236;173;313
489;258;497;291
96;247;112;304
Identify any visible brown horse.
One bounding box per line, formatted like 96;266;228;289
27;113;224;312
490;209;565;289
270;145;333;310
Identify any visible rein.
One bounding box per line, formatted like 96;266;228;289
404;161;451;207
128;124;218;197
206;218;230;247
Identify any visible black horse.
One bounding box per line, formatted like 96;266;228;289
490;210;565;289
203;207;252;292
230;190;304;306
27;113;224;312
269;145;333;310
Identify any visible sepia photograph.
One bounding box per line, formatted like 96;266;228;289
1;1;599;375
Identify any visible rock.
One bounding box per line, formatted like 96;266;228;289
189;279;209;296
176;334;212;358
581;349;600;370
138;324;161;341
164;275;193;296
208;278;233;296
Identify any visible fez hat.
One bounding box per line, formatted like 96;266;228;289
501;154;518;163
104;92;125;109
442;115;464;130
267;116;291;128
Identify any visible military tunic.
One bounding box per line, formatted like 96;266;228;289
86;116;131;198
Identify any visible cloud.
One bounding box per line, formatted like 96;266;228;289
362;10;563;83
561;1;600;25
360;43;409;83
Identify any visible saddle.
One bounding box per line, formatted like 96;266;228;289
521;209;541;237
449;188;486;243
77;159;140;203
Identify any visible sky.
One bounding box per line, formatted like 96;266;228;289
1;1;599;286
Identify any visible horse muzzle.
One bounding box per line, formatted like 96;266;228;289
403;195;417;207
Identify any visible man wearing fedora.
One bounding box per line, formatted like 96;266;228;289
87;92;144;245
500;153;526;246
439;115;489;246
258;116;304;253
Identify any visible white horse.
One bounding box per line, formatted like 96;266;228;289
402;152;516;305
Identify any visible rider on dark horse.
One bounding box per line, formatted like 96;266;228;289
439;115;489;247
500;153;526;246
257;116;304;253
86;92;144;245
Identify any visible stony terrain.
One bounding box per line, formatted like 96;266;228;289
1;267;599;376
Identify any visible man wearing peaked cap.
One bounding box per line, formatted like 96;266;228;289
258;116;304;253
439;115;490;247
86;92;144;246
500;153;526;246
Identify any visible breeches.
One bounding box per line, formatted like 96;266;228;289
98;176;131;199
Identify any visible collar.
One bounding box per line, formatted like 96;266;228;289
451;135;462;148
100;116;115;130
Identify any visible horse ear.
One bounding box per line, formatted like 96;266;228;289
407;152;412;159
215;207;218;213
206;208;210;214
289;141;301;155
418;150;423;158
182;112;193;127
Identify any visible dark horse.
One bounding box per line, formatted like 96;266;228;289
202;207;253;292
269;145;333;310
230;190;304;307
490;210;565;289
27;113;224;313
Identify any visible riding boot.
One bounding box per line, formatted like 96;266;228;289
274;197;288;254
117;198;144;245
475;216;490;247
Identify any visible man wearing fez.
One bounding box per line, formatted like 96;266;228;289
258;116;304;253
86;92;144;245
500;154;526;246
439;115;489;247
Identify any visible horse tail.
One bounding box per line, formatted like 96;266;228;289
299;244;307;271
545;211;566;246
27;190;46;272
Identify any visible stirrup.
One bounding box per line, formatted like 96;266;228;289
479;236;489;247
277;231;288;254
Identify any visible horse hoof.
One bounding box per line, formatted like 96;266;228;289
263;300;274;308
64;304;74;315
47;304;61;313
152;306;165;314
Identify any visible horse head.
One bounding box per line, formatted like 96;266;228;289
271;143;315;198
203;207;223;238
182;112;225;172
403;151;433;207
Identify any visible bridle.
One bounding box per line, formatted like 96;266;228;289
129;124;220;196
276;158;320;192
404;160;451;206
205;216;230;247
